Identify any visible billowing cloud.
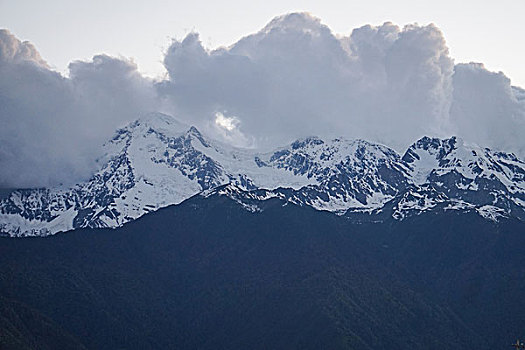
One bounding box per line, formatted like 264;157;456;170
68;54;157;139
1;14;524;188
0;30;156;188
451;63;525;154
0;29;47;66
160;14;455;150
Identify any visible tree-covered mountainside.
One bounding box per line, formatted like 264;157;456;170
1;192;523;349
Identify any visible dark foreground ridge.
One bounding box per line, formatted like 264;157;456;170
0;192;524;349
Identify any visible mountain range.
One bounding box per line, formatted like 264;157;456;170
1;184;524;349
1;112;525;349
1;112;524;237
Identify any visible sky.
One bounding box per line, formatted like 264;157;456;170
1;1;525;189
2;0;525;86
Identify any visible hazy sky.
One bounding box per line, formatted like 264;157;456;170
1;0;525;86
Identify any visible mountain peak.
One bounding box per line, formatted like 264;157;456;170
126;112;189;137
403;136;458;163
1;124;524;237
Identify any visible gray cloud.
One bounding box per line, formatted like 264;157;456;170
1;14;524;188
451;63;525;155
160;14;455;151
0;30;155;188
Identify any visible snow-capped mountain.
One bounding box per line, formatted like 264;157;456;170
402;136;525;219
1;113;524;237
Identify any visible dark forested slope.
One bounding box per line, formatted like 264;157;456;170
0;193;523;349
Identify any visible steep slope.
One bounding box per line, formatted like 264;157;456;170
256;137;410;211
402;136;525;220
0;192;486;350
0;113;307;236
357;211;525;350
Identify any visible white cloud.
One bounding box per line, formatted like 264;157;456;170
209;112;254;148
0;29;47;66
215;112;238;131
1;14;524;188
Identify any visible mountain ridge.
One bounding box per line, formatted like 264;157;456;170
1;112;524;237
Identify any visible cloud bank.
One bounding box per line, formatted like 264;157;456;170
1;13;524;188
0;29;155;187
